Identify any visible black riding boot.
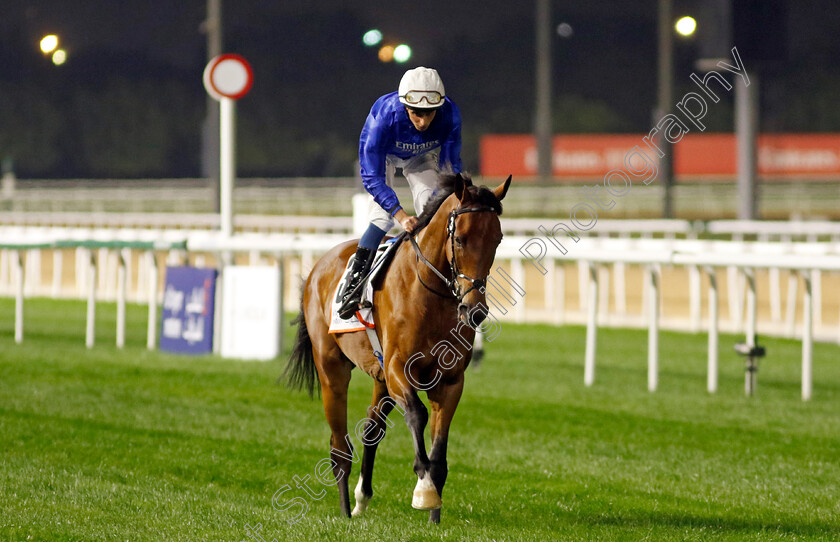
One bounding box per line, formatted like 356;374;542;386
337;246;373;319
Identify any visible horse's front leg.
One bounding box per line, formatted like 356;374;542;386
406;388;439;510
426;375;464;524
386;366;439;511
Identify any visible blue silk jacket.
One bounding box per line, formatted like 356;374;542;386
358;91;462;215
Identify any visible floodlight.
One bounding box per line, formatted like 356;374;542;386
393;44;411;63
40;35;59;54
52;49;67;65
363;29;383;47
675;16;697;37
378;45;395;62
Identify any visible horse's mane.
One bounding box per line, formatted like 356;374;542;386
414;173;503;231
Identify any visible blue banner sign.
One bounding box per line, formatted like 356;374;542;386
159;266;217;354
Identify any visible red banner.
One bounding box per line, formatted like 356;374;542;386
480;133;840;179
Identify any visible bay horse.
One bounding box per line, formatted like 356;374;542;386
284;172;511;523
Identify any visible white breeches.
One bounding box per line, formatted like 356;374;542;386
368;151;441;232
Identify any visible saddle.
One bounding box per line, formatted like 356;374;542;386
328;234;407;368
329;234;406;333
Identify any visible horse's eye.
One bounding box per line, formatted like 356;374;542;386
454;237;464;247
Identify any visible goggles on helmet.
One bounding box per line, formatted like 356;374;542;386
401;90;443;107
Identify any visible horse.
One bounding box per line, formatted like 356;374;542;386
283;172;511;523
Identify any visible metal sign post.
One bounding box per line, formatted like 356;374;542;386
203;54;253;237
203;54;253;355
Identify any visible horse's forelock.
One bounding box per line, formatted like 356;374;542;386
471;185;503;215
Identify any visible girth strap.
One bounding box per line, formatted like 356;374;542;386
364;324;385;369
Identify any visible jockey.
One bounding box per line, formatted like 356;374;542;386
337;66;462;319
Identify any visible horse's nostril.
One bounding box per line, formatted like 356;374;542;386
469;305;488;327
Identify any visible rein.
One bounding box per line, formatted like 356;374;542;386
409;205;498;302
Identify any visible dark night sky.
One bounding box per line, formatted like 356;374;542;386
3;1;840;177
6;1;840;88
5;2;697;72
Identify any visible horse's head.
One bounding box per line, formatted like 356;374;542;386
445;173;511;327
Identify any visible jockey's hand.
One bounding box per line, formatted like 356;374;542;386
394;209;419;233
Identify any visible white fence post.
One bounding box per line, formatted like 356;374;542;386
14;250;24;344
813;270;822;331
706;267;719;394
85;249;96;348
802;271;813;401
117;249;127;348
785;271;798;337
647;265;660;392
745;268;757;347
584;262;598;387
744;268;758;395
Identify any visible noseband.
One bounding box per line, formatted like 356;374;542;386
409;205;498;302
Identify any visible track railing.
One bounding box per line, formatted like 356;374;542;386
2;228;839;401
525;237;840;401
5;211;840;241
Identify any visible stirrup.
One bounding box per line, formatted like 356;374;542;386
338;289;362;319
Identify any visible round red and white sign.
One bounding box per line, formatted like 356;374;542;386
203;54;253;101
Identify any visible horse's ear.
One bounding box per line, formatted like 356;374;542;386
454;173;468;201
493;175;512;201
462;174;473;187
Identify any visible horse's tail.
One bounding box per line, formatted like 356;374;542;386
281;297;320;398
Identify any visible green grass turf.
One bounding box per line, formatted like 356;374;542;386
0;297;839;541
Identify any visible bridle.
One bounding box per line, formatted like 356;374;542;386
409;205;499;302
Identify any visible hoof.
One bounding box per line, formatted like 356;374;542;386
351;502;369;517
351;477;370;517
411;473;442;510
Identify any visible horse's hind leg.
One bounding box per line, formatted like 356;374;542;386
316;351;355;518
352;380;400;517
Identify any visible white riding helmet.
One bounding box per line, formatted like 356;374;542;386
398;67;446;109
